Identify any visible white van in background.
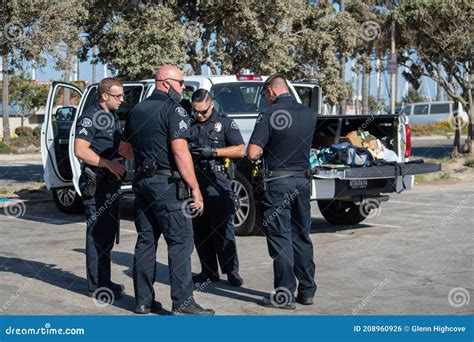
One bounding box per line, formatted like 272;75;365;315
399;101;469;125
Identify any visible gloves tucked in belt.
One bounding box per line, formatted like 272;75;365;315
191;145;217;158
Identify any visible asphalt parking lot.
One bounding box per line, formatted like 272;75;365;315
0;175;472;316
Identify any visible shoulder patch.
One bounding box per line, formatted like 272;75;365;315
78;128;88;136
256;113;263;123
230;120;239;129
175;106;188;117
80;118;93;127
179;120;188;132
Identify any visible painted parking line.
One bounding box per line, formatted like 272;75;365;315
388;200;474;209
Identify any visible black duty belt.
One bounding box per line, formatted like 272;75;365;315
154;169;172;177
268;170;309;178
197;164;226;173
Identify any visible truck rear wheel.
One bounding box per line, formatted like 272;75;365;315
317;200;368;225
52;187;83;214
231;170;257;236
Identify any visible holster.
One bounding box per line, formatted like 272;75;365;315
82;166;98;197
172;172;191;200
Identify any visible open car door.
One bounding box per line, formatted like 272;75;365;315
41;82;83;189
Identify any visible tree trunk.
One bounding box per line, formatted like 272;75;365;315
63;47;72;106
92;46;97;83
452;100;460;157
466;68;473;155
362;58;369;115
2;53;10;142
376;57;383;114
435;63;442;101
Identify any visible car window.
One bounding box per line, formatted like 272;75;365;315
81;85;144;121
294;86;312;108
413;104;429;115
400;106;411;115
211;82;269;114
430;103;450;115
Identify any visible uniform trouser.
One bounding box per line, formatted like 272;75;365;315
260;177;316;300
80;177;121;293
132;174;194;310
193;171;239;277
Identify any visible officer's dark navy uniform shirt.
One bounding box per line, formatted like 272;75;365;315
75;101;122;160
189;109;244;155
249;93;317;171
123;90;191;170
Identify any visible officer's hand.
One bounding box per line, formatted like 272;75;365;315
190;188;204;215
191;146;217;158
105;159;126;180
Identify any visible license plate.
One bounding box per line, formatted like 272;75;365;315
349;179;368;189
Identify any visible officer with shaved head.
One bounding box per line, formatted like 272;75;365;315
123;65;214;315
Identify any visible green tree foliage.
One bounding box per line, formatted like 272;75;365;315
393;0;473;153
81;2;186;79
1;0;84;141
9;74;49;124
402;88;427;104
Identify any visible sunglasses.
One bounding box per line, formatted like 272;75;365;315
193;103;212;116
156;78;185;86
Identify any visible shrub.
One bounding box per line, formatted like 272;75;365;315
15;126;33;137
32;127;41;137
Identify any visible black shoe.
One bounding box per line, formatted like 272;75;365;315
171;303;215;316
134;301;163;314
192;273;219;284
109;282;125;293
227;272;244;287
87;287;122;300
260;296;296;310
296;294;314;305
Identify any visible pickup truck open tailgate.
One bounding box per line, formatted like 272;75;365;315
314;162;441;180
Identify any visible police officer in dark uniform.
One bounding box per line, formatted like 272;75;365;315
74;78;133;300
189;89;245;287
247;74;317;309
123;65;214;315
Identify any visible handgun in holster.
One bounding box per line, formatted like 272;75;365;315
172;171;191;200
141;159;158;178
82;166;98;197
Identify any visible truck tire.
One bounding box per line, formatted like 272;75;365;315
317;200;368;225
231;170;257;236
52;187;83;214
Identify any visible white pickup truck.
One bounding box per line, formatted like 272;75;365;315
41;75;440;235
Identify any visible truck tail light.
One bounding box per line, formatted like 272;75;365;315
405;124;411;159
